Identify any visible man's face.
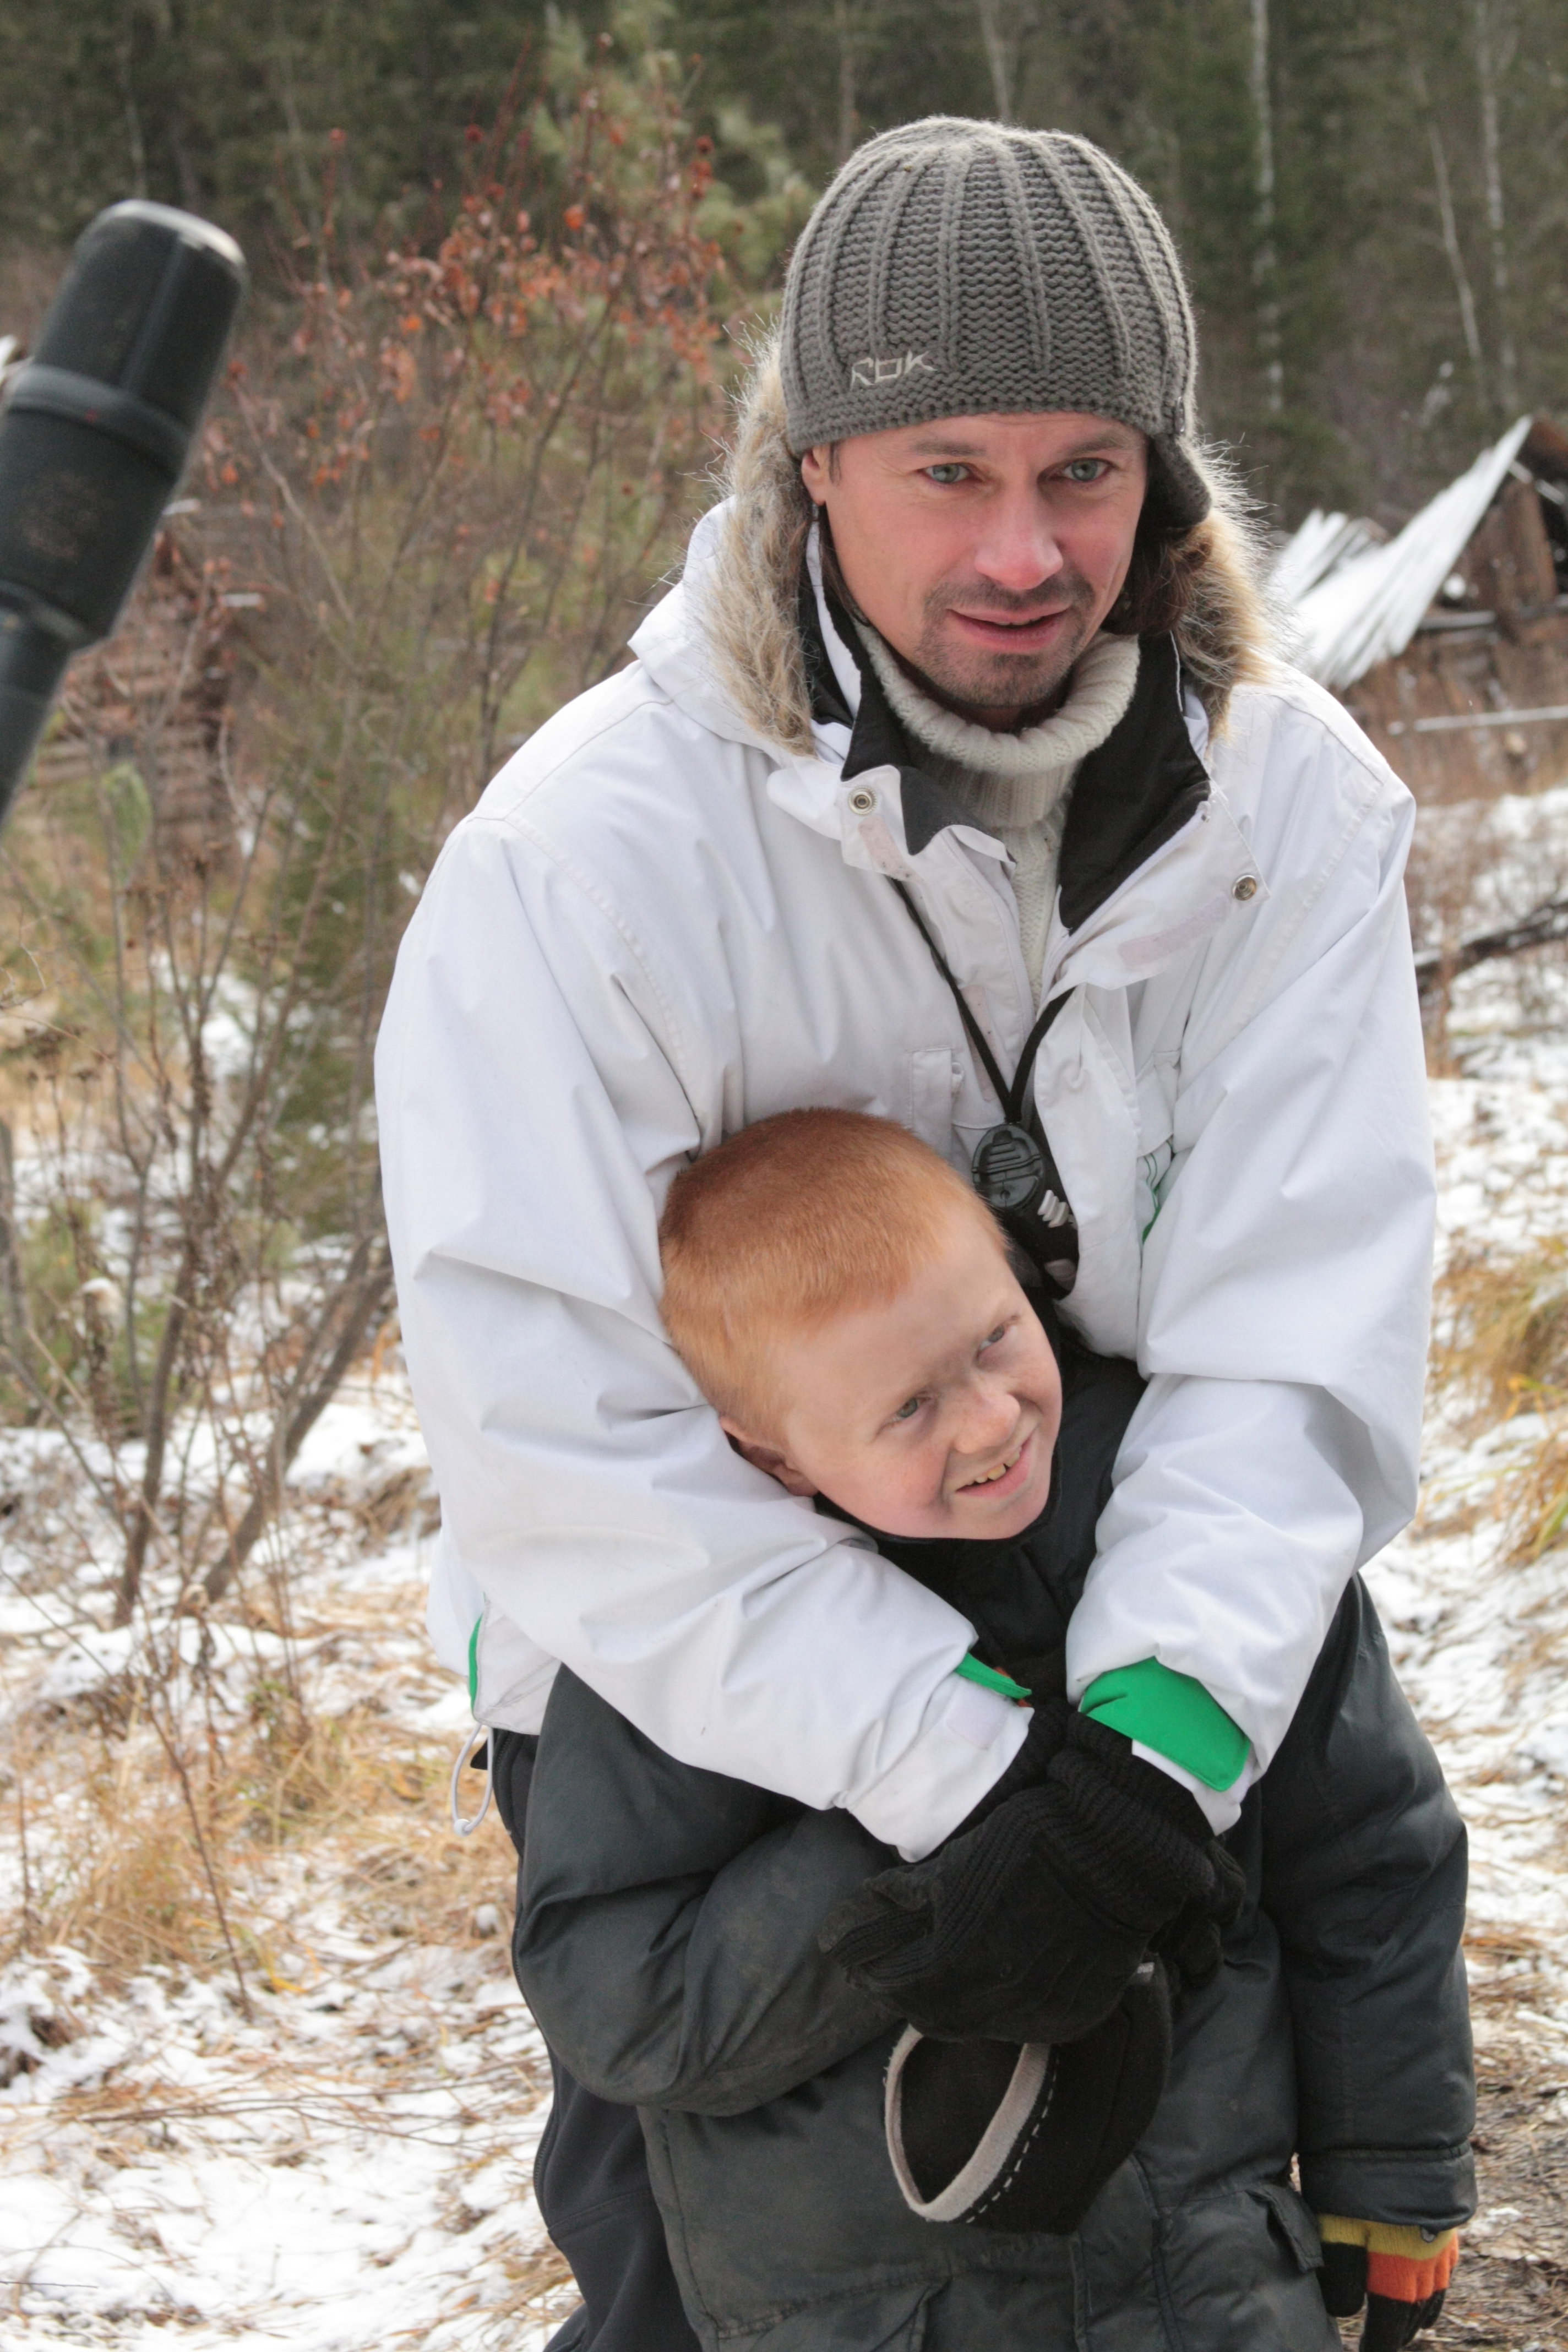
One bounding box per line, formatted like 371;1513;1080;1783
800;411;1148;728
721;1204;1062;1542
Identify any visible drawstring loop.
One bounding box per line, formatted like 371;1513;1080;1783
450;1724;494;1836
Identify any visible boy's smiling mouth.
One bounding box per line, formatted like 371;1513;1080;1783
952;1429;1033;1497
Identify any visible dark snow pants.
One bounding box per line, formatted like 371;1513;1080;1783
492;1726;700;2352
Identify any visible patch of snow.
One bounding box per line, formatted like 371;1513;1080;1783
0;1358;569;2348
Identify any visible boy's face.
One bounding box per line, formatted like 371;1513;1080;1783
722;1206;1062;1540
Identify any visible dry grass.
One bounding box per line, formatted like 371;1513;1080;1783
1504;1433;1568;1569
1434;1238;1568;1431
3;1638;516;1992
476;2241;581;2348
1427;1240;1568;1570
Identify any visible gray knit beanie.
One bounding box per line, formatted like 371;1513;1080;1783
781;117;1208;529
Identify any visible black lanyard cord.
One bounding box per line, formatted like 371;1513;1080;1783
892;881;1069;1125
892;879;1079;1284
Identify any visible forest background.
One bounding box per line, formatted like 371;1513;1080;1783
2;0;1566;525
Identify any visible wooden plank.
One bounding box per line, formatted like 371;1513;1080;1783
1345;605;1568;802
32;532;237;875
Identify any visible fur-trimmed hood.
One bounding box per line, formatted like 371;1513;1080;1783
699;333;1276;761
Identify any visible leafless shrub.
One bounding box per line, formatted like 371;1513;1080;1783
0;32;751;1636
0;29;786;2027
1408;790;1568;1062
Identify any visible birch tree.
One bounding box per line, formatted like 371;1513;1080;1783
1249;0;1284;416
1471;0;1520;417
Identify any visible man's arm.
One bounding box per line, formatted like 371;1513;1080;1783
516;1668;894;2114
1067;695;1436;1826
377;808;1027;1859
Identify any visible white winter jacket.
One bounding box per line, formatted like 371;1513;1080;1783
375;498;1434;1856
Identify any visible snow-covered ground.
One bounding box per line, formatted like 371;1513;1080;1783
0;1386;575;2348
0;1940;563;2347
1368;935;1568;2317
1379;943;1568;1970
7;830;1568;2344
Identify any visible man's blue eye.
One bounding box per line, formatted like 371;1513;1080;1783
924;464;967;484
1063;459;1106;483
892;1396;923;1422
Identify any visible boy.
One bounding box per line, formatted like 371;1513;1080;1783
513;1112;1473;2351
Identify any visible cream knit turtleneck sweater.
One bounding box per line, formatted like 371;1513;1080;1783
857;627;1141;999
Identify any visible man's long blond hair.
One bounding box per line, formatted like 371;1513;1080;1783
701;330;1276;761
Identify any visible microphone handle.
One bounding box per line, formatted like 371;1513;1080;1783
0;607;70;826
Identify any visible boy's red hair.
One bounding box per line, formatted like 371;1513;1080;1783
658;1107;1005;1432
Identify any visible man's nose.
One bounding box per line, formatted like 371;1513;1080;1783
971;492;1065;594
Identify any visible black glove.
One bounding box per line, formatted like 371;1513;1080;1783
1317;2224;1458;2349
956;1694;1245;2000
820;1711;1231;2045
1151;1837;1247;1993
885;1956;1173;2234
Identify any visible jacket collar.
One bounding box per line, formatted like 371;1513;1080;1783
629;505;786;757
797;549;1212;939
633;502;1262;985
1058;636;1210;932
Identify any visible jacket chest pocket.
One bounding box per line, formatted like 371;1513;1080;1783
907;1047;961;1161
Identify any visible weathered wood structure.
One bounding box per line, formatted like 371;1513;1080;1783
1278;417;1568;805
32;526;238;879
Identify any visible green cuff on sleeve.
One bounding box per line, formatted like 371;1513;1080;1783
954;1652;1031;1702
1080;1657;1250;1792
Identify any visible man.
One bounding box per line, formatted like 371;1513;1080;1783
377;118;1436;2348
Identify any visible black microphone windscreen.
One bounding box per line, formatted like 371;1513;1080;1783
0;201;246;649
0;200;246;819
34;201;244;429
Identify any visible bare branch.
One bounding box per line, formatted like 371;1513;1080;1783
1415;897;1568;998
203;1240;395;1605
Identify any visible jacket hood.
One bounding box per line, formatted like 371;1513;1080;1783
695;331;1276;761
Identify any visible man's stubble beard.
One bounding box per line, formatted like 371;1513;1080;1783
902;570;1101;726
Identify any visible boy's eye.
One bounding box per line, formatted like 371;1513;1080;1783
1062;458;1108;483
923;462;969;485
891;1396;923;1423
980;1325;1008;1349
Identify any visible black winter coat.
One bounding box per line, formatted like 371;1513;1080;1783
515;1340;1474;2351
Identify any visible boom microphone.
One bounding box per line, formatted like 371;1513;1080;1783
0;200;247;823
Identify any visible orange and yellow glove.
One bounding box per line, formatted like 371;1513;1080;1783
1316;2217;1459;2349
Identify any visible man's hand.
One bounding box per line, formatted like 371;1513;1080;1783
1152;1842;1248;1992
1317;2219;1459;2349
819;1711;1238;2044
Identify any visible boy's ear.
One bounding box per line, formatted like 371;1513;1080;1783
720;1417;820;1499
